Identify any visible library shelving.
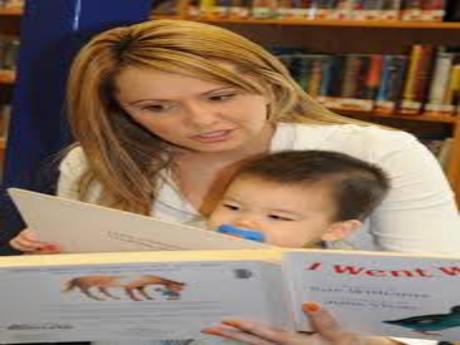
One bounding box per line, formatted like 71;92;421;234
0;5;21;171
152;15;460;207
3;5;460;206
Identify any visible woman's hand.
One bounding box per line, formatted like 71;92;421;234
202;303;401;345
9;229;62;254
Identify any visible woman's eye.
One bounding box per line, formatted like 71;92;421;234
268;214;294;221
223;203;240;211
209;94;236;102
143;104;172;113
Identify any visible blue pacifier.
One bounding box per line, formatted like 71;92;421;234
217;224;266;243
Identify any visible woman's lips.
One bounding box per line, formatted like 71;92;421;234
192;129;234;143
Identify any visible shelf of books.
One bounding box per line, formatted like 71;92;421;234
156;15;460;29
0;138;6;169
0;6;22;16
0;69;15;84
0;0;22;176
152;0;460;206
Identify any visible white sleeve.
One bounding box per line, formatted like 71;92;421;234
57;146;102;202
391;338;438;345
368;132;460;254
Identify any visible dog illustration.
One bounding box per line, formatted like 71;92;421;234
63;274;186;301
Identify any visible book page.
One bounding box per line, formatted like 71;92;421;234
283;250;460;341
8;188;271;253
0;258;290;343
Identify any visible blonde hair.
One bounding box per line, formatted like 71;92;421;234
66;19;366;214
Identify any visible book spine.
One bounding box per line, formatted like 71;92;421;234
200;0;216;17
251;0;277;17
376;55;392;110
341;55;362;99
0;104;11;141
426;51;454;114
401;0;423;20
301;55;314;91
376;55;408;113
420;0;446;21
380;0;402;19
322;55;346;108
444;64;460;115
400;44;433;115
211;0;232;16
329;0;352;19
317;56;333;102
307;56;324;98
228;0;252;18
364;54;384;100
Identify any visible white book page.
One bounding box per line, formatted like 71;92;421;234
283;251;460;341
8;188;271;253
0;260;285;343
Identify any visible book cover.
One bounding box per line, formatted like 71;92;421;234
1;249;459;343
0;250;290;344
8;188;270;253
283;250;460;341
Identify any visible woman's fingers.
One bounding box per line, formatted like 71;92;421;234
33;244;62;254
302;302;367;345
203;320;320;345
202;324;279;345
9;229;61;253
302;302;343;340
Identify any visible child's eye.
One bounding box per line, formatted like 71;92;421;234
209;93;236;102
268;214;294;221
222;203;240;211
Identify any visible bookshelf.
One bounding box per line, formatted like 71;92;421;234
151;15;460;207
0;5;21;174
2;5;460;205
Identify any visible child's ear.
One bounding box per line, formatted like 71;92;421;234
320;219;362;242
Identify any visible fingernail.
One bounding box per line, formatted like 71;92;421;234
222;320;243;328
43;244;57;250
201;328;222;336
302;302;320;313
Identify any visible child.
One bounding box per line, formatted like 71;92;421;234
207;150;390;249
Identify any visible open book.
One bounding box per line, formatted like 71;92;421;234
0;248;459;343
8;188;270;252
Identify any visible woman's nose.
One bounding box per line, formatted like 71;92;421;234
185;102;218;127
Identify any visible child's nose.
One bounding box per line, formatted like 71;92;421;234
233;216;260;231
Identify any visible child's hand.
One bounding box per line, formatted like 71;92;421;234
9;229;62;254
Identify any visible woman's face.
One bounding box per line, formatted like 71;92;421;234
113;65;272;154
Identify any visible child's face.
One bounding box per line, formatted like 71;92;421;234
207;176;337;248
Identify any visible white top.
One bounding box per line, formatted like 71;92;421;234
58;122;460;254
58;123;459;345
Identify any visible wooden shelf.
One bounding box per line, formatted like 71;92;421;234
334;109;459;124
0;7;23;16
152;15;460;30
0;70;15;84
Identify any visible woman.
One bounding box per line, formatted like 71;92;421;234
9;19;459;345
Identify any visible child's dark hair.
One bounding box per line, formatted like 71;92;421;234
235;150;390;221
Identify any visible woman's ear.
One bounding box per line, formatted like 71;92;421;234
320;219;363;242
